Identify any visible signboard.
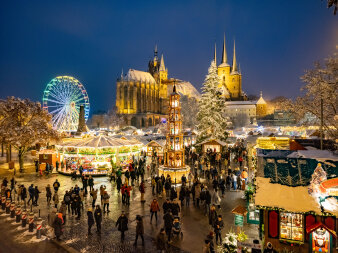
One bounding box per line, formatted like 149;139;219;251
235;214;244;227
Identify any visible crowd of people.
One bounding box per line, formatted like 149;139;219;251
0;140;254;252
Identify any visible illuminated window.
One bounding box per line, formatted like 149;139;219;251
280;212;303;242
124;86;128;109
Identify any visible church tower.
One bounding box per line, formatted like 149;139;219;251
217;34;231;99
228;40;242;100
159;54;168;81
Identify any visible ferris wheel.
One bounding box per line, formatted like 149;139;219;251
42;76;90;132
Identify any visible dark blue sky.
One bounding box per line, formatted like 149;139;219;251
0;0;336;114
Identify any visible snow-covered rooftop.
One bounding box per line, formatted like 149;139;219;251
256;96;266;105
167;81;200;99
125;69;156;84
255;177;337;216
225;101;256;105
287;150;338;162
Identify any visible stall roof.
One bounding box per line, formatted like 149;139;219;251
255;177;338;216
56;135;142;149
197;139;227;146
287;150;338;162
146;139;166;147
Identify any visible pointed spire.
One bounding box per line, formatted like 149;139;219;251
221;33;228;64
214;43;217;65
154;44;158;57
159;54;166;71
121;68;124;79
260;91;263;98
232;40;238;73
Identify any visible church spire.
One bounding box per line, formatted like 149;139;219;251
232;40;238;73
214;43;217;65
154;44;158;62
221;33;228;64
159;54;166;71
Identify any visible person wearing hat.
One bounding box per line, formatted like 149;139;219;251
263;242;277;253
87;207;94;236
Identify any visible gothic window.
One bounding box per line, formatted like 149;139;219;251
129;87;133;109
124;86;128;109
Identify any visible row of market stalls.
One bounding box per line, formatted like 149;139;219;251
249;137;338;253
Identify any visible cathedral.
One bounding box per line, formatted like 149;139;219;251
116;46;200;128
216;35;268;126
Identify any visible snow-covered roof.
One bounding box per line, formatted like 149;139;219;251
255;177;337;216
287;150;338;162
125;69;156;84
197;138;227;146
218;62;230;67
146;139;166;147
225;101;256;105
256;96;266;105
57;135;143;148
225;104;256;109
167;81;200;99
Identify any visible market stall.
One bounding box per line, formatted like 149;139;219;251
56;135;143;176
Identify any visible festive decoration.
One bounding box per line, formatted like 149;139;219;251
43;76;90;132
222;231;238;253
196;60;228;143
158;84;190;183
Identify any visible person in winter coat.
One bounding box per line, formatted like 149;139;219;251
21;185;27;207
171;200;180;216
204;187;212;215
27;184;34;205
116;176;122;192
156;228;167;252
53;213;63;240
94;205;102;235
179;187;185;207
46;184;52;206
99;185;106;203
195;183;201;207
263;242;277;253
237;174;242;190
87;208;94;235
115;211;128;241
133;215;144;246
59;201;67;224
75;195;81;220
139;181;145;202
53;191;59;208
208;205;218;227
33;186;41;206
211;189;221;209
53;179;60;192
102;191;110;213
48;208;57;227
163;211;174;242
70;194;77;216
63;191;71;213
170;187;177;201
203;240;211;253
88;176;94;192
90;188;98;207
150;198;160;224
164;179;171;199
214;215;224;245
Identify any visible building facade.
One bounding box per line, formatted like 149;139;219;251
116;47;200;128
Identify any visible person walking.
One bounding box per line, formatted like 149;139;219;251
94;205;102;235
163;211;174;243
133;215;145;246
150;198;160;224
53;179;60;192
90;188;98;208
209;205;218;228
33;186;41;206
21;185;27;208
214;215;224;245
139;181;145;202
75;195;81;220
59;201;67;224
102;191;110;213
53;191;59;209
46;184;52;206
88;176;94;192
116;211;128;242
53;213;64;241
63;191;71;213
87;207;94;236
27;184;34;205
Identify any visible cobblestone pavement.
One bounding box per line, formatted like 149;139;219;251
0;158;258;253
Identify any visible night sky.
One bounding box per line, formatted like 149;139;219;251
0;0;337;114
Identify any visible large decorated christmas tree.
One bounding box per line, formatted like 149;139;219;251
196;60;228;143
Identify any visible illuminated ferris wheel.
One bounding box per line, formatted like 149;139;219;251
42;76;90;132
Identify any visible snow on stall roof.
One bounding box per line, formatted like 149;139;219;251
125;69;156;84
254;177;334;216
197;138;227;146
287;150;338;162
